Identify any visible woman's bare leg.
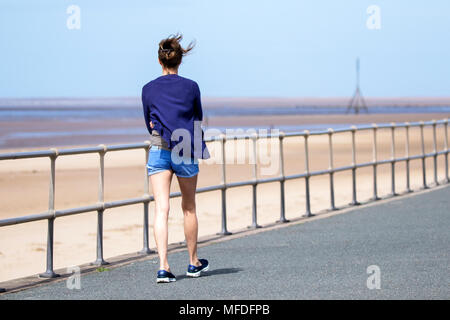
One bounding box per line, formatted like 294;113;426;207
177;174;201;267
150;170;173;271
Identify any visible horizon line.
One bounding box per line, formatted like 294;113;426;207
1;96;450;108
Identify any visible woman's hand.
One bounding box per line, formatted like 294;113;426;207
150;121;154;129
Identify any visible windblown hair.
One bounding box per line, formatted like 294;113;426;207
158;33;195;69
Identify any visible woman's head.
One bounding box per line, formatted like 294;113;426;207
158;34;195;69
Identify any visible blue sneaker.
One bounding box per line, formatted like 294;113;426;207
156;270;176;283
186;259;210;277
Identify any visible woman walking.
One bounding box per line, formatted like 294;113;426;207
142;34;210;283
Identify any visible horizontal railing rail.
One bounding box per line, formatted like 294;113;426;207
0;118;448;283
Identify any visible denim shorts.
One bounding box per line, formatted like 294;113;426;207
147;145;199;178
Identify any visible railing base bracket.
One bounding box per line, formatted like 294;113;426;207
388;193;399;197
216;231;232;236
91;260;109;267
138;249;155;255
39;271;60;279
302;213;315;218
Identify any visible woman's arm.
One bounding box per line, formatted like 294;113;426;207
193;81;203;121
141;86;154;132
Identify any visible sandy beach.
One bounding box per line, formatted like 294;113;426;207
0;113;449;282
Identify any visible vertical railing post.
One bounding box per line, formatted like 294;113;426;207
350;126;360;205
277;131;289;223
217;134;231;235
389;123;398;196
420;121;428;189
432;120;438;186
328;128;337;210
444;118;449;183
39;149;60;278
303;131;312;217
405;122;412;193
371;124;380;200
248;133;261;229
92;145;108;266
139;141;153;254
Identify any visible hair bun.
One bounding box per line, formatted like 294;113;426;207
159;47;174;60
158;33;195;68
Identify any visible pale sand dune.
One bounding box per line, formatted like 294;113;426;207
0;120;449;282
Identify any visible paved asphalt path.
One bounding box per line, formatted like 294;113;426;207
2;186;449;300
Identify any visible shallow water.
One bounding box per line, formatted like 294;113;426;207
1;104;449;150
1;105;450;121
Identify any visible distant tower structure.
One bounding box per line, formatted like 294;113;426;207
346;58;368;114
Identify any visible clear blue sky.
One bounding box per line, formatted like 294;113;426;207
0;0;449;98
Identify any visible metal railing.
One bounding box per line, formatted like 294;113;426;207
0;119;449;281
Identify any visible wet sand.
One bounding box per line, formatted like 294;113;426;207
0;113;449;282
0;112;448;149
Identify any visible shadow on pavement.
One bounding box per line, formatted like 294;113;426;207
176;267;243;281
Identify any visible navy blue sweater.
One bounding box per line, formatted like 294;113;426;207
141;74;210;159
